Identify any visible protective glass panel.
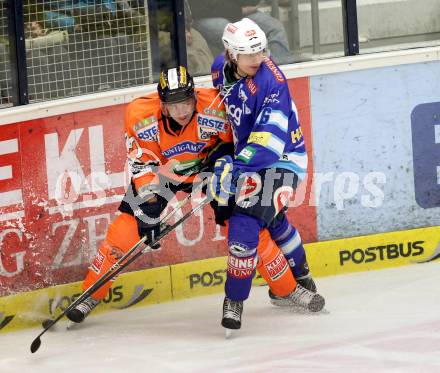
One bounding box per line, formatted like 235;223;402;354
23;0;157;103
186;0;346;72
358;0;440;53
0;1;13;108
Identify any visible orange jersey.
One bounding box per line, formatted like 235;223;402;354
125;88;232;192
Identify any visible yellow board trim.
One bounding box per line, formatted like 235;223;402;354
1;226;439;333
0;266;171;333
306;225;440;277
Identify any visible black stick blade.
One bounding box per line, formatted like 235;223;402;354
30;337;41;353
42;319;54;329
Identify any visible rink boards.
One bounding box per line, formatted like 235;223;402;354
2;48;440;333
1;225;439;333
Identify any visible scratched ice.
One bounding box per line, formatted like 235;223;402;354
1;262;439;373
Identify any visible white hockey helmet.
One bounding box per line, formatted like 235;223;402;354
222;18;267;61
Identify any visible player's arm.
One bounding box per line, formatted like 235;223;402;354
124;105;165;246
124;104;163;200
203;120;234;165
235;84;298;173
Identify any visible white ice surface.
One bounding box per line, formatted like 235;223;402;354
1;262;440;373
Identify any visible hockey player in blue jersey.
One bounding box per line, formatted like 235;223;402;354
210;18;325;330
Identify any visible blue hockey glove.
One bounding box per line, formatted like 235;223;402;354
203;141;234;168
208;156;241;205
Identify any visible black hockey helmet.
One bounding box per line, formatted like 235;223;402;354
157;66;195;103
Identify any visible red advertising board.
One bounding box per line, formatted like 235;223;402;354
0;77;317;296
288;77;317;241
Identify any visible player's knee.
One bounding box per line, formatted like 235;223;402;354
268;213;290;240
228;213;264;252
228;241;257;258
90;242;122;275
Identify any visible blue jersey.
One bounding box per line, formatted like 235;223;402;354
211;54;307;180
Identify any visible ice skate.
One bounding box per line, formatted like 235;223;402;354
221;297;243;331
295;272;317;293
66;297;100;323
295;261;317;293
269;284;325;312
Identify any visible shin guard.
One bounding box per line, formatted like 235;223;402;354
82;213;140;300
256;229;296;297
268;213;307;278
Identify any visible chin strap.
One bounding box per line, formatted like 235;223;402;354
234;67;247;79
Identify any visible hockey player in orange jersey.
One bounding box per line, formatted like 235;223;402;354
66;66;299;323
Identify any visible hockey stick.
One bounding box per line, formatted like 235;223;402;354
30;187;211;353
41;174;209;329
158;173;209;229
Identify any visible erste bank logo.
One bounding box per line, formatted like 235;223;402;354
411;102;440;208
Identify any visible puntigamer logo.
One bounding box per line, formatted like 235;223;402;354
162;141;206;157
339;241;424;265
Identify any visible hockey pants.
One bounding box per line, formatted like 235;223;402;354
83;212;296;301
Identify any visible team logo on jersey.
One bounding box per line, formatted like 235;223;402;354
239;84;248;103
246;78;257;95
227;255;256;279
203;107;226;119
264;57;285;83
291;127;304;144
197;114;227;132
133;115;158;132
137;124;158;141
248;131;272;146
198;126;217;140
265;251;289;281
91;250;105;274
236;146;256;164
263;91;280;105
134;116;159;141
162;141;206;158
227;104;243;127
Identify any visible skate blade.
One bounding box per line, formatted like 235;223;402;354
287;305;330;314
225;329;233;339
66;321;77;330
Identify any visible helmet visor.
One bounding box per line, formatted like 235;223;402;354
162;97;195;118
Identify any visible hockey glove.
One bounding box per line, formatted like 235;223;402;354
134;198;163;249
210;199;234;226
173;142;234;177
203;141;234;169
173;159;205;177
208;156;241;205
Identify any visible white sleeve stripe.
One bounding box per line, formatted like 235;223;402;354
279;231;302;255
283;151;308;169
267;134;285;155
266;110;288;132
291;100;299;118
